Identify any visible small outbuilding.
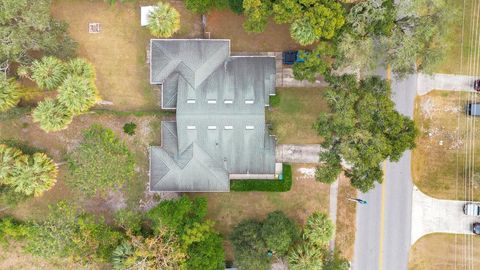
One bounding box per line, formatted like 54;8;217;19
140;6;155;26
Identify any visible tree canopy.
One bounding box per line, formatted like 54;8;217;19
315;75;417;191
230;219;270;270
0;0;77;73
66;125;135;196
303;212;334;246
147;2;180;38
32;99;73;132
0;144;57;198
261;211;299;255
30;56;66;90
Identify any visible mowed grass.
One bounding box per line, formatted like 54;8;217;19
412;90;480;200
191;164;330;261
0;112;162;222
51;0;202;111
435;0;480;75
267;88;328;144
409;233;480;269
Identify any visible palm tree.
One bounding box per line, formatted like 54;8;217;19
31;56;66;90
32;99;73;132
57;75;98;114
147;2;180;38
67;58;96;80
8;153;58;197
290;19;317;46
0;144;23;183
0;76;21;112
287;242;323;270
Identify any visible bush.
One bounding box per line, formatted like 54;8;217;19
303;212;334;247
230;164;292;192
186;232;225;270
32;99;73;132
114;209;143;233
66;124;135;196
147;2;180;38
123;122;137;136
228;0;243;14
269;94;280;107
0;76;21;113
230;219;270;270
261;211;299;255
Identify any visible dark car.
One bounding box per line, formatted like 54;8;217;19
282;50;309;65
473;223;480;235
474;79;480;92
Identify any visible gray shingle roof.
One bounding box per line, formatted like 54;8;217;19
149;39;276;192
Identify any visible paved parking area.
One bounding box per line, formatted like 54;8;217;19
411;186;479;244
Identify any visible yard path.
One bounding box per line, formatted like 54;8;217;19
275;144;323;163
417;73;477;95
411;186;479;244
329;178;339;251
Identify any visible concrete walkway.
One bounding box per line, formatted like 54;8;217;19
275;144;323;163
329;178;339;251
411;186;478;244
417;73;477;95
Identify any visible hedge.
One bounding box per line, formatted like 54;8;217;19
230;164;292;192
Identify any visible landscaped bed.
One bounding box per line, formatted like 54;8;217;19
230;164;292;192
412;90;480;200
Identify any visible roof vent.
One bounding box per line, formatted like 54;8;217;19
187;125;196;130
207;99;217;104
208;126;217;130
245;99;254;104
187;99;196;104
224;125;233;130
224;99;233;104
245;125;255;130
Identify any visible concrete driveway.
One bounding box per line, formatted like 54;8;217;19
275;144;323;163
417;73;477;95
411;187;480;244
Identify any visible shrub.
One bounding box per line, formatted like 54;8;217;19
261;211;299;255
57;75;98;114
228;0;243;14
269;94;280;107
230;219;270;270
66;124;135;196
147;2;180;38
123;122;137;136
303;212;334;246
230;164;292;192
287;242;323;270
32;99;73;132
114;209;143;233
186;231;225;270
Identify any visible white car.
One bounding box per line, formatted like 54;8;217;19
464;203;480;216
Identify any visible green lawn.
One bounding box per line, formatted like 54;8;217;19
267;88;328;144
435;0;479;75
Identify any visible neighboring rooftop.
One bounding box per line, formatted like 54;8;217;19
149;39;276;192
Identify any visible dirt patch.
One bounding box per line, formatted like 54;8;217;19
409;233;480;269
191;164;330;261
0;113;162;221
51;0;201;111
206;10;314;52
412;90;480;200
334;174;357;261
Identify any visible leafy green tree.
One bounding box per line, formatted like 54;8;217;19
0;76;21;112
287;242;323;270
66;58;96;79
292;47;330;82
186;231;225;270
0;0;77;72
30;56;66;90
111;229;186;270
261;211;299;255
66;125;135;196
32;99;73;132
146;196;207;233
25;201;122;262
6;152;57;197
185;0;227;14
57;75;98;114
273;0;345;44
303;212;334;246
316;151;342;184
230;219;270;270
0;144;22;183
147;2;180;38
242;0;272;33
314;75;417;191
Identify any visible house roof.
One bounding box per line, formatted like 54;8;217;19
149;39;276;192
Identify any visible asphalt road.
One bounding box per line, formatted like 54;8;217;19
352;74;417;270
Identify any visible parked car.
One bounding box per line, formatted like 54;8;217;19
282;50;309;65
464;203;480;216
474;79;480;92
466;103;480;116
473;223;480;235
